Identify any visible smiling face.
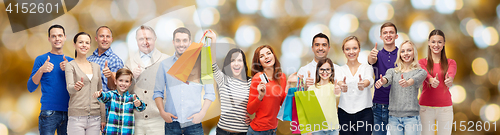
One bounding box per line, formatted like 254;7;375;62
428;35;445;55
74;35;91;56
136;29;156;54
312;37;330;60
400;42;415;63
318;62;333;81
115;74;132;93
230;52;244;79
380;26;398;45
343;40;360;61
259;47;275;69
173;33;191;56
48;28;66;49
96;28;113;51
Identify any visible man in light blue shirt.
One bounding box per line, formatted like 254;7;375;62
153;27;216;135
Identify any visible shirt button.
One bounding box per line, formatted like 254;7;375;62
145;115;148;118
145;78;147;81
145;103;148;107
144;90;147;93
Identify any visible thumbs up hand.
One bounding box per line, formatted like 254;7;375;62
133;64;143;79
375;74;386;89
102;61;112;78
305;71;314;88
370;43;379;59
399;74;410;87
430;73;439;88
60;55;69;71
357;74;366;91
340;77;348;92
334;79;341;95
40;56;54;73
133;94;142;107
93;89;103;98
444;72;453;88
75;77;85;91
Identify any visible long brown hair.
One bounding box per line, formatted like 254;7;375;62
251;45;283;84
426;29;448;78
315;58;335;87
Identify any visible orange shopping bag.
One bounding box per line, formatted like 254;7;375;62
167;42;203;83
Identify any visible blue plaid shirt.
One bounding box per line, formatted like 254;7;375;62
98;90;145;135
87;48;124;92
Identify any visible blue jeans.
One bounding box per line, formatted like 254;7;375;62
338;108;373;135
372;103;389;135
216;127;247;135
388;115;421;135
38;110;68;135
246;126;276;135
164;121;203;135
311;129;339;135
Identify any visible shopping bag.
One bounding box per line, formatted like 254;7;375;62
291;96;301;134
277;87;298;121
295;90;328;134
200;38;214;84
167;42;203;83
311;85;339;130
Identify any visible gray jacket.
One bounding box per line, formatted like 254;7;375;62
382;68;426;117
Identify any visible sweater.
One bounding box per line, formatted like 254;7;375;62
27;52;74;111
247;72;286;131
418;58;457;107
382;68;426;117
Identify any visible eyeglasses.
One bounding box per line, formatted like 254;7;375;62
319;68;332;73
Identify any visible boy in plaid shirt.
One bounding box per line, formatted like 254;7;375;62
94;68;145;135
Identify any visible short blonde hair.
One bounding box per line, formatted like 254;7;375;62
394;40;420;73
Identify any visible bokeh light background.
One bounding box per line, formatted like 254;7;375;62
0;0;499;134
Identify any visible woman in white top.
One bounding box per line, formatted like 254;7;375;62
205;30;251;135
335;36;374;135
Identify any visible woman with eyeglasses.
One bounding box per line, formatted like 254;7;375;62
335;36;374;135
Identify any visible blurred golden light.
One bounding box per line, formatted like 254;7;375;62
395;33;410;48
156;18;185;42
236;0;260;14
300;23;330;47
2;24;29;51
483;27;499;46
409;21;435;43
90;1;113;25
481;104;500;122
25;34;52;60
8;112;27;132
0;123;7;135
471;98;486;116
17;93;39;117
472;57;488;76
455;0;463;10
367;2;394;23
342;14;359;33
450;85;466;104
330;13;359;36
235;25;261;47
454;112;468;122
488;68;500;85
475;87;490;102
194;7;221;27
466;19;482;37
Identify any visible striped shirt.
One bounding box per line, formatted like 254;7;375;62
212;63;251;132
98;90;145;135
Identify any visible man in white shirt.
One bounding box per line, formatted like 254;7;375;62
298;33;339;87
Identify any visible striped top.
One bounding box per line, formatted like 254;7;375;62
212;63;251;132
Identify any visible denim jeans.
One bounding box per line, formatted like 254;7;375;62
38;110;68;135
246;126;276;135
164;121;203;135
388;115;421;135
372;103;389;135
216;126;247;135
311;129;339;135
338;108;373;135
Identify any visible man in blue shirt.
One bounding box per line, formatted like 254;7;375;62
87;26;124;131
153;27;216;135
27;24;74;135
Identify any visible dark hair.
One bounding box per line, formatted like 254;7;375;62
116;68;133;82
312;33;330;46
96;26;113;37
380;22;397;34
341;36;360;50
223;48;250;81
315;58;335;87
48;24;65;37
173;27;191;41
73;32;92;58
251;45;283;84
427;29;448;79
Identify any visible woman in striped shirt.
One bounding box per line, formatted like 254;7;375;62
206;30;252;135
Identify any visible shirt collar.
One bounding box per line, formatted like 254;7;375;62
93;48;113;56
111;90;130;96
140;50;153;58
381;47;398;55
